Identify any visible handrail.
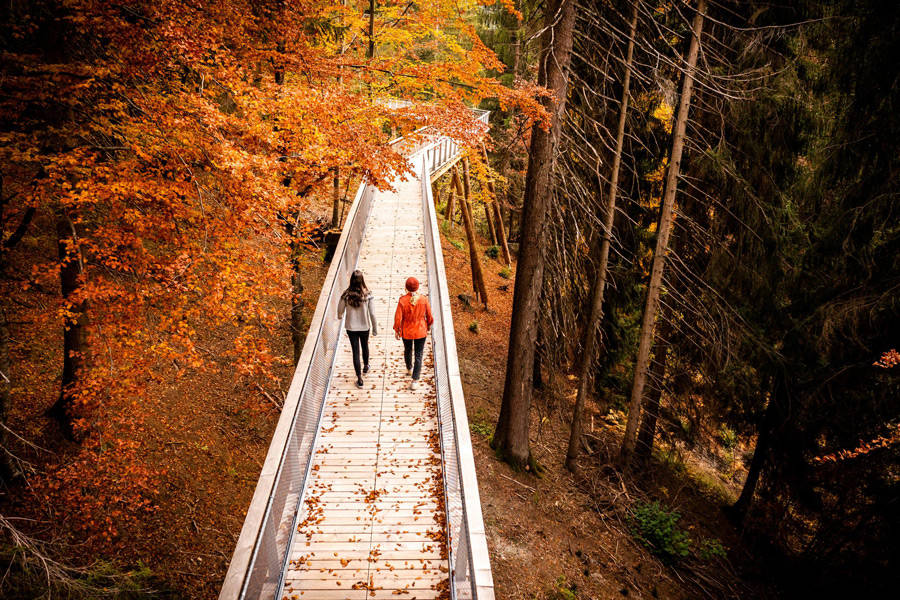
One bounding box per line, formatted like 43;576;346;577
220;178;376;600
220;109;493;600
417;140;495;598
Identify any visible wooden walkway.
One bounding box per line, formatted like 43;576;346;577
280;176;449;599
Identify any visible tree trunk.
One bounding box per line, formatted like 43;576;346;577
367;0;376;59
455;162;489;306
48;216;88;438
0;308;21;483
444;173;457;228
485;202;497;245
533;326;544;390
507;190;517;243
732;377;780;521
620;0;705;465
290;237;305;365
482;146;512;266
634;328;670;465
331;167;341;228
492;0;576;470
565;0;639;472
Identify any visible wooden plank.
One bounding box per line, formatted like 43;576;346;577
281;177;449;599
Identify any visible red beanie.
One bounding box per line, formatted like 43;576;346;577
405;277;419;292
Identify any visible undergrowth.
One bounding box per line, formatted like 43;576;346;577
628;501;692;561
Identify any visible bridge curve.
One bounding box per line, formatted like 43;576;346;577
221;112;494;600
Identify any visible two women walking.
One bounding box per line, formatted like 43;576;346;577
338;271;433;390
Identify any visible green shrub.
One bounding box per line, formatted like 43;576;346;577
498;266;512;279
718;424;737;450
547;576;577;600
468;320;479;333
469;420;493;438
628;501;691;561
450;239;464;250
485;245;500;259
697;537;727;560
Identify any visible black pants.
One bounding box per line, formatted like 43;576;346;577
403;337;426;380
346;330;370;380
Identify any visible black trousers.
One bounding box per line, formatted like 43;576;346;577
403;337;426;380
346;330;370;380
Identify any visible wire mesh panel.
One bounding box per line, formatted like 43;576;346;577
418;138;494;599
223;182;376;600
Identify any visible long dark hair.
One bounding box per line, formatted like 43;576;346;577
342;270;369;307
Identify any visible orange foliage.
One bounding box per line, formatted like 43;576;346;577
1;0;543;545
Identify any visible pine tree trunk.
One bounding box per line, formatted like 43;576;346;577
493;0;576;470
732;377;780;521
445;173;457;228
635;329;670;465
507;191;517;243
485;202;497;245
48;216;88;438
533;327;544;390
620;0;705;465
456;161;489;306
565;0;639;472
482;146;512;266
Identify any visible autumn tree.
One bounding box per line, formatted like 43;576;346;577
0;0;540;554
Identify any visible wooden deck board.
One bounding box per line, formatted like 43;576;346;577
280;176;449;598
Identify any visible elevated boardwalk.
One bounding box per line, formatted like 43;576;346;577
283;178;446;597
221;116;493;600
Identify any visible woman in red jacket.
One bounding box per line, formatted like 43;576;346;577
393;277;434;391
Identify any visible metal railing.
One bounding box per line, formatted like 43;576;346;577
417;131;494;599
220;110;493;600
219;178;376;600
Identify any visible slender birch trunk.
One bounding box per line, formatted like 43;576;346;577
566;0;640;472
620;0;706;465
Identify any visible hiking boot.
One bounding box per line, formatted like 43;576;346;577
356;378;364;389
409;379;417;391
363;364;370;374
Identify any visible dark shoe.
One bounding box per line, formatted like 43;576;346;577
355;378;364;388
363;364;370;374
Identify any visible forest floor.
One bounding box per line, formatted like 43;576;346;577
0;201;332;598
1;190;779;599
438;221;782;600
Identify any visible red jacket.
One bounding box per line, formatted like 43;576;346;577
394;293;434;339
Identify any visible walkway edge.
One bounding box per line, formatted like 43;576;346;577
219;179;371;600
419;152;495;598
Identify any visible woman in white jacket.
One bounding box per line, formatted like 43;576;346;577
337;270;378;388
